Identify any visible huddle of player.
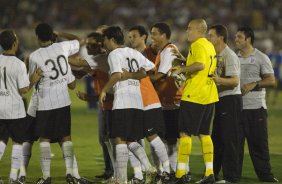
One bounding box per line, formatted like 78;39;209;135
0;18;278;184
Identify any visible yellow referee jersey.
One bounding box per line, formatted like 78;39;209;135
181;38;219;104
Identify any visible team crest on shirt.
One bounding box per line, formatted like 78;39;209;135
250;57;256;64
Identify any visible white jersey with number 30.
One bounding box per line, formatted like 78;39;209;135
29;40;79;110
108;47;155;110
0;55;30;119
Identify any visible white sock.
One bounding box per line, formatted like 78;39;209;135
150;136;170;173
72;155;80;179
0;141;6;160
19;142;32;177
187;158;190;173
115;144;128;183
62;141;74;175
40;142;51;179
10;144;23;180
150;145;163;173
137;139;146;172
128;142;151;171
129;151;143;180
166;143;178;172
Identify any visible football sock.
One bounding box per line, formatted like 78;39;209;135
40;142;51;179
166;142;178;172
0;141;6;160
128;142;151;170
62;141;74;175
19;142;32;177
10;144;22;180
176;136;191;178
129;150;143;180
200;136;214;176
115;144;128;183
150;136;170;173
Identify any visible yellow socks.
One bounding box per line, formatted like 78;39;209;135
176;136;191;178
200;135;214;176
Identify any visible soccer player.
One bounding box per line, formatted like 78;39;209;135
99;26;157;184
149;22;183;176
28;23;82;184
0;30;42;183
235;27;278;182
171;19;218;184
127;25;171;183
208;25;242;183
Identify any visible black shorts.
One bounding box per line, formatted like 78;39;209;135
163;109;179;139
178;101;214;136
0;118;27;144
102;110;112;139
22;115;39;142
110;109;143;142
35;106;71;143
143;108;165;137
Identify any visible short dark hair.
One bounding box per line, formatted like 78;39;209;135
237;27;255;45
35;23;53;42
129;25;148;43
87;32;104;44
151;22;171;39
209;25;228;43
0;30;17;50
103;26;124;45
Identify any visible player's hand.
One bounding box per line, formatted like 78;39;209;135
170;65;183;76
30;68;43;84
241;82;256;95
121;68;130;81
212;71;221;86
99;91;107;106
76;91;88;101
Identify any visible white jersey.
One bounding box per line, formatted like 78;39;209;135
108;47;155;110
0;55;29;119
29;40;79;110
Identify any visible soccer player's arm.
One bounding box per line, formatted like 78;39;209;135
213;54;239;91
171;44;205;75
121;68;147;80
54;31;85;46
99;72;121;105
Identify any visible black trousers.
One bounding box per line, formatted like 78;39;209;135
212;95;242;182
239;107;274;181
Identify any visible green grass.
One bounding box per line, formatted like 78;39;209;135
0;82;281;183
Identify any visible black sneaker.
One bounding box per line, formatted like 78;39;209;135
260;177;279;183
35;177;51;184
129;177;145;184
74;177;93;184
173;174;191;184
66;174;75;184
161;172;172;184
95;172;113;180
17;176;26;184
196;174;215;184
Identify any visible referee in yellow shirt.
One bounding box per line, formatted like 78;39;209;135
171;19;218;184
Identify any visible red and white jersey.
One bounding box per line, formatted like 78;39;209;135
0;55;29;119
29;40;79;110
108;47;155;110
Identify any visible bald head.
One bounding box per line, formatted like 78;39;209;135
186;18;207;42
190;19;207;34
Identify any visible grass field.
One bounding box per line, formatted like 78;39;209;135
0;81;281;183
